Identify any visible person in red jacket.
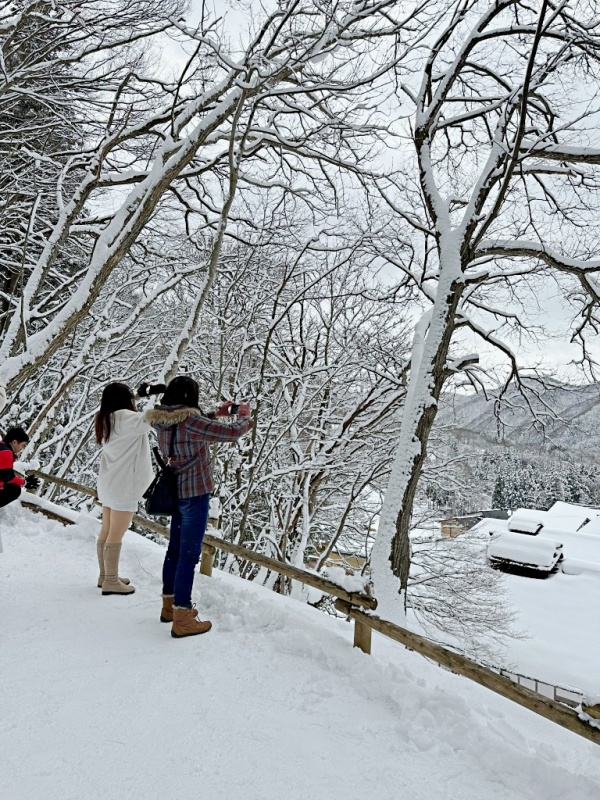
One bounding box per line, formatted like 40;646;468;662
0;427;31;509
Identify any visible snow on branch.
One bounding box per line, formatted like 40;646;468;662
475;240;600;277
521;140;600;165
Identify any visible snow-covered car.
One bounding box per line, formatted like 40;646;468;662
487;531;564;574
508;508;546;535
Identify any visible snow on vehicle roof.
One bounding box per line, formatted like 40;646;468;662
508;508;547;534
488;532;563;569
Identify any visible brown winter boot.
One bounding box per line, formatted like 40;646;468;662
101;543;135;596
171;606;212;638
96;539;130;588
160;595;174;623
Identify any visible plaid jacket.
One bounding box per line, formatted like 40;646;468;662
145;405;254;499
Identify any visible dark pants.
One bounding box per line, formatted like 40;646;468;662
0;484;21;509
162;493;210;608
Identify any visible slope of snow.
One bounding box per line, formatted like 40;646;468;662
502;570;600;692
1;503;600;800
467;518;600;691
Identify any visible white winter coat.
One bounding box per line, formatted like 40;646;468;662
97;409;154;512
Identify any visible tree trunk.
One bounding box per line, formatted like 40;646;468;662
372;234;464;616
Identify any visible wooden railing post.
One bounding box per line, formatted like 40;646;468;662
335;598;371;655
200;499;221;578
353;618;372;655
200;543;216;577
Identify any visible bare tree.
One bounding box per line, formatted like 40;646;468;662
0;0;431;400
409;529;522;660
370;0;600;616
177;203;410;585
0;0;184;342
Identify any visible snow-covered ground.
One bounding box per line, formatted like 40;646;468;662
503;569;600;692
469;508;600;691
2;502;600;800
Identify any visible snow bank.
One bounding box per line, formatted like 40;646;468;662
1;502;600;800
560;558;600;575
539;527;600;565
502;568;600;692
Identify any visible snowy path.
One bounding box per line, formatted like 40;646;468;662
1;504;600;800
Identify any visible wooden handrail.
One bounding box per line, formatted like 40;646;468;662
334;601;600;747
31;470;97;497
30;469;377;611
28;469;600;746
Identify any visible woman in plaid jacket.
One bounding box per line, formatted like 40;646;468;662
146;376;254;638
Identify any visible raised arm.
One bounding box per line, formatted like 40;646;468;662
185;414;254;444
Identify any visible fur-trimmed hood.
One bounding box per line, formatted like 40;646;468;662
144;405;206;428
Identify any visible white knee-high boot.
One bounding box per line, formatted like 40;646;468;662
101;543;135;595
96;538;130;588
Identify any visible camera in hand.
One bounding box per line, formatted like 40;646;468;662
138;382;167;398
228;404;240;415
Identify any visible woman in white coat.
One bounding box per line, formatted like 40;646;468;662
95;382;162;595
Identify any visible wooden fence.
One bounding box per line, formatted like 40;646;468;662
493;668;583;709
25;470;600;746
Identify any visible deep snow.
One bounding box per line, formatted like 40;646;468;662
1;502;600;800
502;569;600;693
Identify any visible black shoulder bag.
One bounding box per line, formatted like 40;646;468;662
143;425;178;516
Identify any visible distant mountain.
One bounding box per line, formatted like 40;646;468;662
438;381;600;458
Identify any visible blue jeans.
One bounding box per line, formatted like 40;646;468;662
162;493;210;608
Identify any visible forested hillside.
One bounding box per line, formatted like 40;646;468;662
423;383;600;517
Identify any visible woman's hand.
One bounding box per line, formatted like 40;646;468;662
214;401;251;417
237;402;251;418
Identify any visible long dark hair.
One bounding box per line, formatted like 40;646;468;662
161;376;200;409
95;382;135;444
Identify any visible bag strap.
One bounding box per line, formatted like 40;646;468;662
154;425;177;471
167;424;176;463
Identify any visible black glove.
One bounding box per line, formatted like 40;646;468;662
137;382;167;398
25;475;40;491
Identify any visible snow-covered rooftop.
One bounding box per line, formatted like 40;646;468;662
545;501;600;533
